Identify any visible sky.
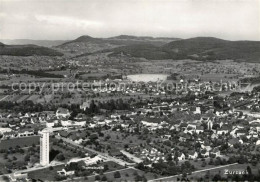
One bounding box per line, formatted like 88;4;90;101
0;0;259;41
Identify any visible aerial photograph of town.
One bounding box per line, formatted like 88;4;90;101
0;0;260;181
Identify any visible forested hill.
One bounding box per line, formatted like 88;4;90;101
108;37;260;62
0;42;63;56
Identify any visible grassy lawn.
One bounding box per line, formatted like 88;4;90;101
28;164;65;181
0;136;40;150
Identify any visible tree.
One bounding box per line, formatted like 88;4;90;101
166;153;173;162
24;154;30;162
101;175;107;181
56;153;65;161
212;174;221;181
104;164;109;171
95;175;101;181
134;175;143;181
247;166;252;175
114;171;121;178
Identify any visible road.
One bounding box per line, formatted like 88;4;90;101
149;163;238;182
120;150;143;163
16;161;64;173
55;135;133;167
0;95;9;101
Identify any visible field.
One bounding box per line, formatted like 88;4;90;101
0;152;27;174
28;164;65;181
0;136;40;150
100;130;147;150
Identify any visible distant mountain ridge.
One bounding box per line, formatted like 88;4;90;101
59;34;179;46
0;42;63;56
57;34;179;55
2;35;260;62
108;37;260;62
0;39;68;47
109;35;180;41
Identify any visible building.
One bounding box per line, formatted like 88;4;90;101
40;128;50;166
56;107;71;118
9;172;28;182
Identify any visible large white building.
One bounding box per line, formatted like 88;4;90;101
40;129;50;166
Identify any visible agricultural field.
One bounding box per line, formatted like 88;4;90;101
0;136;40;150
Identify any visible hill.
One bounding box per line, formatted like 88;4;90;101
56;35;119;55
107;37;260;62
57;35;179;56
0;39;68;47
0;43;63;56
108;44;170;60
109;35;179;42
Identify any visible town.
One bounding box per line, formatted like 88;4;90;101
0;65;260;181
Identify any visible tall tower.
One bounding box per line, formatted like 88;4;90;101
40;129;49;166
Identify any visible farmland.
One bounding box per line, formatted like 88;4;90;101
0;136;40;150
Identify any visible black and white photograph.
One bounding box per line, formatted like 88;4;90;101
0;0;260;181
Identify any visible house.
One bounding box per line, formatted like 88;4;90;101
210;148;221;157
179;132;191;142
235;130;247;137
188;150;198;159
193;107;201;114
56;108;70;118
256;140;260;145
0;127;12;134
195;126;204;134
201;149;209;157
3;131;17;139
74;120;86;127
83;155;103;166
80;101;91;111
207;120;213;130
61;120;72;126
179;123;188;131
201;143;212;151
228;138;241;147
57;169;75;176
217;125;230;135
177;152;185;161
9;172;28;182
18;130;34;137
46;120;56;128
